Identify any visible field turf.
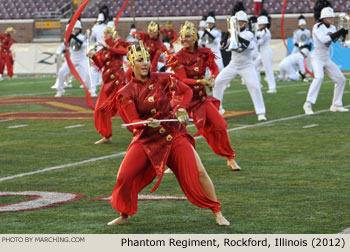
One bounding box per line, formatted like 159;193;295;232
0;76;349;234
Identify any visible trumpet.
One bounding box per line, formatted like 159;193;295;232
227;15;240;50
337;13;350;46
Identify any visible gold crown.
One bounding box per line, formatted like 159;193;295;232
148;21;159;33
127;41;150;66
104;27;113;34
179;21;198;41
6;27;16;35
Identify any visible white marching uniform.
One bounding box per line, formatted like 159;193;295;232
90;23;107;49
214;29;266;115
89;23;107;93
204;27;224;71
277;52;305;81
292;28;312;54
254;27;276;90
198;30;206;47
56;34;91;92
306;23;346;107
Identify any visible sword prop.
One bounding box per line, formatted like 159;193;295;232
121;119;193;128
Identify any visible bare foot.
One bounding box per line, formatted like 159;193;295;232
164;168;173;174
107;215;130;226
95;137;112;144
214;212;230;226
227;159;241;171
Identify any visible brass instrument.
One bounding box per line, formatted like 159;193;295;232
227;15;240;50
337;13;350;46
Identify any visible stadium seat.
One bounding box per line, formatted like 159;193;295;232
0;0;348;19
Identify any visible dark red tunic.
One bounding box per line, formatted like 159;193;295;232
167;47;235;160
110;72;221;215
92;38;130;138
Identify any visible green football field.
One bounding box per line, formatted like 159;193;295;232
0;75;349;234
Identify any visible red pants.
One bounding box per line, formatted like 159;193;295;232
200;101;235;160
0;53;14;77
94;79;119;138
110;134;221;216
94;109;113;138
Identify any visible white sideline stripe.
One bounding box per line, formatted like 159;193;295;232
302;124;319;129
0;105;349;183
64;124;85;129
0;152;127;183
223;80;334;95
0;119;15;122
7;124;28;129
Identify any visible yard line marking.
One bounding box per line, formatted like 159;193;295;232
0;152;127;183
0;104;349;183
302;124;319;129
0;89;84;98
297;91;307;94
2;80;53;86
0;119;15;122
223;80;333;95
64;124;85;129
7;124;28;129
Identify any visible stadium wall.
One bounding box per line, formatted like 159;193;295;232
1;14;315;43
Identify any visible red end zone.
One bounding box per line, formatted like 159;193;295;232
0;96;255;120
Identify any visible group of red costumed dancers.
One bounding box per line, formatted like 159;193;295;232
88;21;239;226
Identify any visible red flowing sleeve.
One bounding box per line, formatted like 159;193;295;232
108;47;128;55
168;74;193;110
137;31;148;41
167;55;198;85
116;95;146;132
92;52;104;70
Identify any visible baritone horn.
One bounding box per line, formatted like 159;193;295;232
337;13;350;46
227;15;240;50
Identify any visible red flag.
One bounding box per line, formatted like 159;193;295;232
65;0;95;110
114;0;131;28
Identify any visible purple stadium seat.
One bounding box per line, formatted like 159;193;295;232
0;0;348;20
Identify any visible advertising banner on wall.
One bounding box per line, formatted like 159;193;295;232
12;43;61;75
287;38;350;70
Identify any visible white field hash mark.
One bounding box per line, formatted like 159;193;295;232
1;105;349;183
302;124;319;128
8;124;28;129
64;124;85;129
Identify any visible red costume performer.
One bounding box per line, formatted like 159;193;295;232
167;21;240;170
0;27;16;78
107;42;229;226
134;21;167;72
89;27;130;144
160;21;178;51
